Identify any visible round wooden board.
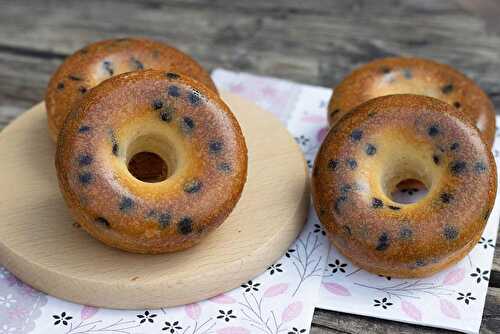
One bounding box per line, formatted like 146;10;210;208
0;92;309;309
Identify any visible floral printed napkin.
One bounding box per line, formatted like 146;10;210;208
216;69;500;334
0;69;330;334
1;69;497;334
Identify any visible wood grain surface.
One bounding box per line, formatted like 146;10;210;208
0;93;308;309
0;0;499;332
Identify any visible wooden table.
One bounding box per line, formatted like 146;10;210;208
0;0;499;332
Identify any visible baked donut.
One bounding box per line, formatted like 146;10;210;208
46;37;217;142
328;57;496;146
313;94;496;277
55;70;247;254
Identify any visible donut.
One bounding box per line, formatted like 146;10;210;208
313;94;496;277
46;37;217;142
55;70;247;254
327;57;496;146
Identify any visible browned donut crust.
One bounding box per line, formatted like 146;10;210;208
55;70;247;254
46;37;217;142
328;57;496;147
314;94;496;277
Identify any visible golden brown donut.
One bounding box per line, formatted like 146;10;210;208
328;57;496;146
314;94;496;277
55;70;247;254
46;37;217;142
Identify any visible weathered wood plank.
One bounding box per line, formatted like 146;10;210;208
0;0;499;97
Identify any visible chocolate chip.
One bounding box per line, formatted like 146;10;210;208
159;213;171;229
78;125;91;133
376;232;390;251
95;217;110;228
209;141;223;154
181;117;195;133
334;195;347;214
433;155;440;165
78;86;87;94
372;198;383;208
474;161;487;174
399;227;413;239
184;180;202;193
218;162;232;173
57;82;65;90
152;99;163;110
103;61;114;76
166;72;180;79
350;129;363;141
441;84;454;94
342;225;352;235
78;154;93;166
453;101;461;109
78;172;92;185
366;144;377;156
443;225;459;240
381;66;391;74
178;217;193;235
131;57;144;70
327;159;338;171
188;91;202;106
440;193;453;203
428;125;440;137
68;75;82;81
346;159;357;170
119;196;134;212
168;85;180;97
450;161;467;175
450;142;459;151
388;205;401;211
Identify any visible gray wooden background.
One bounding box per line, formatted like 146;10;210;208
0;0;499;332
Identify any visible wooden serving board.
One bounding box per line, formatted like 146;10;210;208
0;92;309;309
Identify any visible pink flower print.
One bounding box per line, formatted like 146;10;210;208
81;305;99;320
263;283;288;298
322;282;351;296
442;268;465;285
184;303;201;320
401;300;422;321
209;293;236;304
281;301;303;322
439;299;461;319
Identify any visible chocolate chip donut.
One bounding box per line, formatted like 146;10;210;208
328;57;496;146
55;70;247;254
314;94;496;277
46;37;217;142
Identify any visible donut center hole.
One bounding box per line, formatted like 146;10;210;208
381;154;434;205
125;134;178;183
390;178;429;204
128;152;168;183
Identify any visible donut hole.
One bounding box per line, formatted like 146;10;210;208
380;154;434;205
125;134;178;183
390;178;429;204
128;152;168;183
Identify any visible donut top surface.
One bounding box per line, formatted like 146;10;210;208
55;70;247;253
314;94;496;276
328;57;496;146
46;38;217;141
